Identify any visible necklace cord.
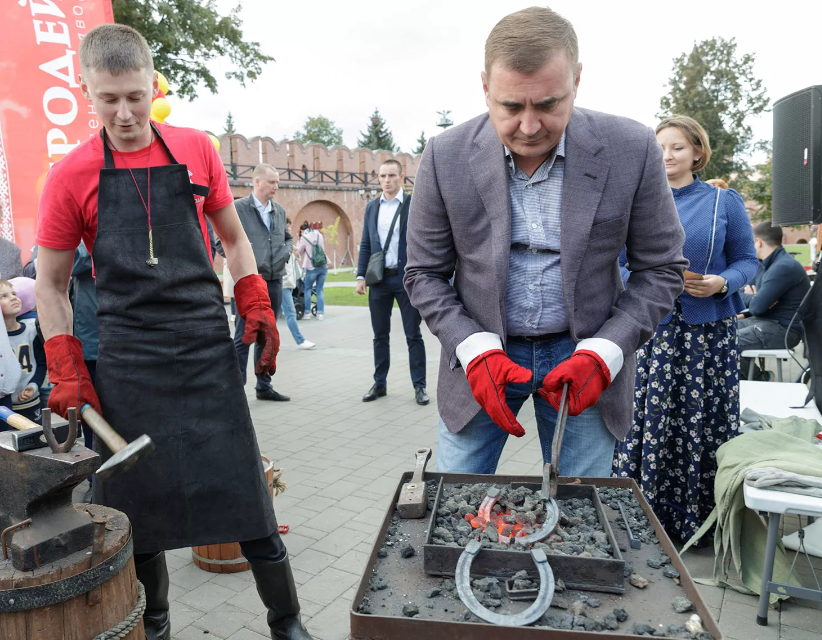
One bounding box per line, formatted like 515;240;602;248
111;136;155;264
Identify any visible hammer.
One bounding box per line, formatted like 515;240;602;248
396;448;432;518
80;404;155;480
0;406;79;452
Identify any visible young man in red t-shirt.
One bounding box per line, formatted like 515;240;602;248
35;24;311;640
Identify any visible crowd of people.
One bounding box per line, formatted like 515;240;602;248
0;7;818;640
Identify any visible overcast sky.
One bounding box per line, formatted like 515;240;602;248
170;0;820;158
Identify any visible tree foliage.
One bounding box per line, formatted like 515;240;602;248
358;108;397;152
113;0;273;100
224;112;236;134
413;131;427;155
734;141;773;221
658;37;769;180
293;116;344;147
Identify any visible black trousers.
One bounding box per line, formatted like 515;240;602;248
368;271;426;388
235;278;283;389
134;529;286;566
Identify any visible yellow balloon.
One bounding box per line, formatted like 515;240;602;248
150;114;165;124
156;71;169;95
151;97;171;121
208;133;221;152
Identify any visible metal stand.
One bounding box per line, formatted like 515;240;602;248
757;513;822;626
757;512;781;625
339;232;356;272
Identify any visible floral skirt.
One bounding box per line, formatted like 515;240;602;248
613;305;740;540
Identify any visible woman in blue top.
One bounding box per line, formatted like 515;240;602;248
613;115;758;543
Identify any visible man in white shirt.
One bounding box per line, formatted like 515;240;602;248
356;160;428;405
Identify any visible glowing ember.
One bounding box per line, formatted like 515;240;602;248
466;508;529;544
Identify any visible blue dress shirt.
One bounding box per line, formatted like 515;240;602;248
506;134;567;335
377;190;403;269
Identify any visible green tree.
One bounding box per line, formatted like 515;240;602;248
113;0;273;100
413;131;427;155
325;216;342;247
735;141;772;221
324;216;343;269
358;108;397;152
224;112;236;134
658;37;769;179
293;116;344;147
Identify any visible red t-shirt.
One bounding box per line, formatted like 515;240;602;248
36;122;234;256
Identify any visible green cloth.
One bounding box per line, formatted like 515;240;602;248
739;408;822;439
683;428;822;605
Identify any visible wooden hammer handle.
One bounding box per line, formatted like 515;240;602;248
0;406;39;431
81;404;127;453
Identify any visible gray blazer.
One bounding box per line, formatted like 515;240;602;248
404;109;688;440
235;196;292;281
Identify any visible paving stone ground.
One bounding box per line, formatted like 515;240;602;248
88;304;821;640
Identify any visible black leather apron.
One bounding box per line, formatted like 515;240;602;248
92;124;276;554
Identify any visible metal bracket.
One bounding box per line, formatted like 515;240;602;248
456;539;555;626
1;519;32;560
0;533;133;613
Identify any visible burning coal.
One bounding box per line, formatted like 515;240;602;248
431;483;613;558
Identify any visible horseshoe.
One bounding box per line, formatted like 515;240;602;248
456;540;555;626
514;496;560;546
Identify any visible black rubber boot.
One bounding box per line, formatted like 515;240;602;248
135;551;171;640
250;556;314;640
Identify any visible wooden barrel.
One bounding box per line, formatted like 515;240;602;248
192;455;276;573
0;505;144;640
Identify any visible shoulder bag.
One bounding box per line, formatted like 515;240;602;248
364;199;402;286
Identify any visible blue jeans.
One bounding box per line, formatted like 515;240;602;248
281;288;306;345
303;267;327;314
437;333;616;477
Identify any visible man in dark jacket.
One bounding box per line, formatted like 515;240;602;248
234;164;292;401
739;221;811;379
356;160;428;405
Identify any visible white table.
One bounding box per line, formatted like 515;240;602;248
740;381;822;424
739;381;822;626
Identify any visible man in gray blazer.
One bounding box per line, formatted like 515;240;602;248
404;7;687;476
234;164;292;401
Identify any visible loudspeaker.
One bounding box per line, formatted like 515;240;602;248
772;85;822;225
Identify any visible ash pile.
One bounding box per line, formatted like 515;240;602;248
431;482;613;558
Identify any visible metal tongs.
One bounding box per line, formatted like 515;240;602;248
454;383;570;626
546;382;570;500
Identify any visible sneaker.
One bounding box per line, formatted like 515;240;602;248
317;314;324;321
298;340;316;350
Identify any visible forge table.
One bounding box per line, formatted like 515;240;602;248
350;474;723;640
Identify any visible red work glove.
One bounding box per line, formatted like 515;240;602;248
465;350;533;437
538;350;610;416
45;334;102;419
234;274;280;376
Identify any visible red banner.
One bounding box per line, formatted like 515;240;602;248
0;0;113;262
